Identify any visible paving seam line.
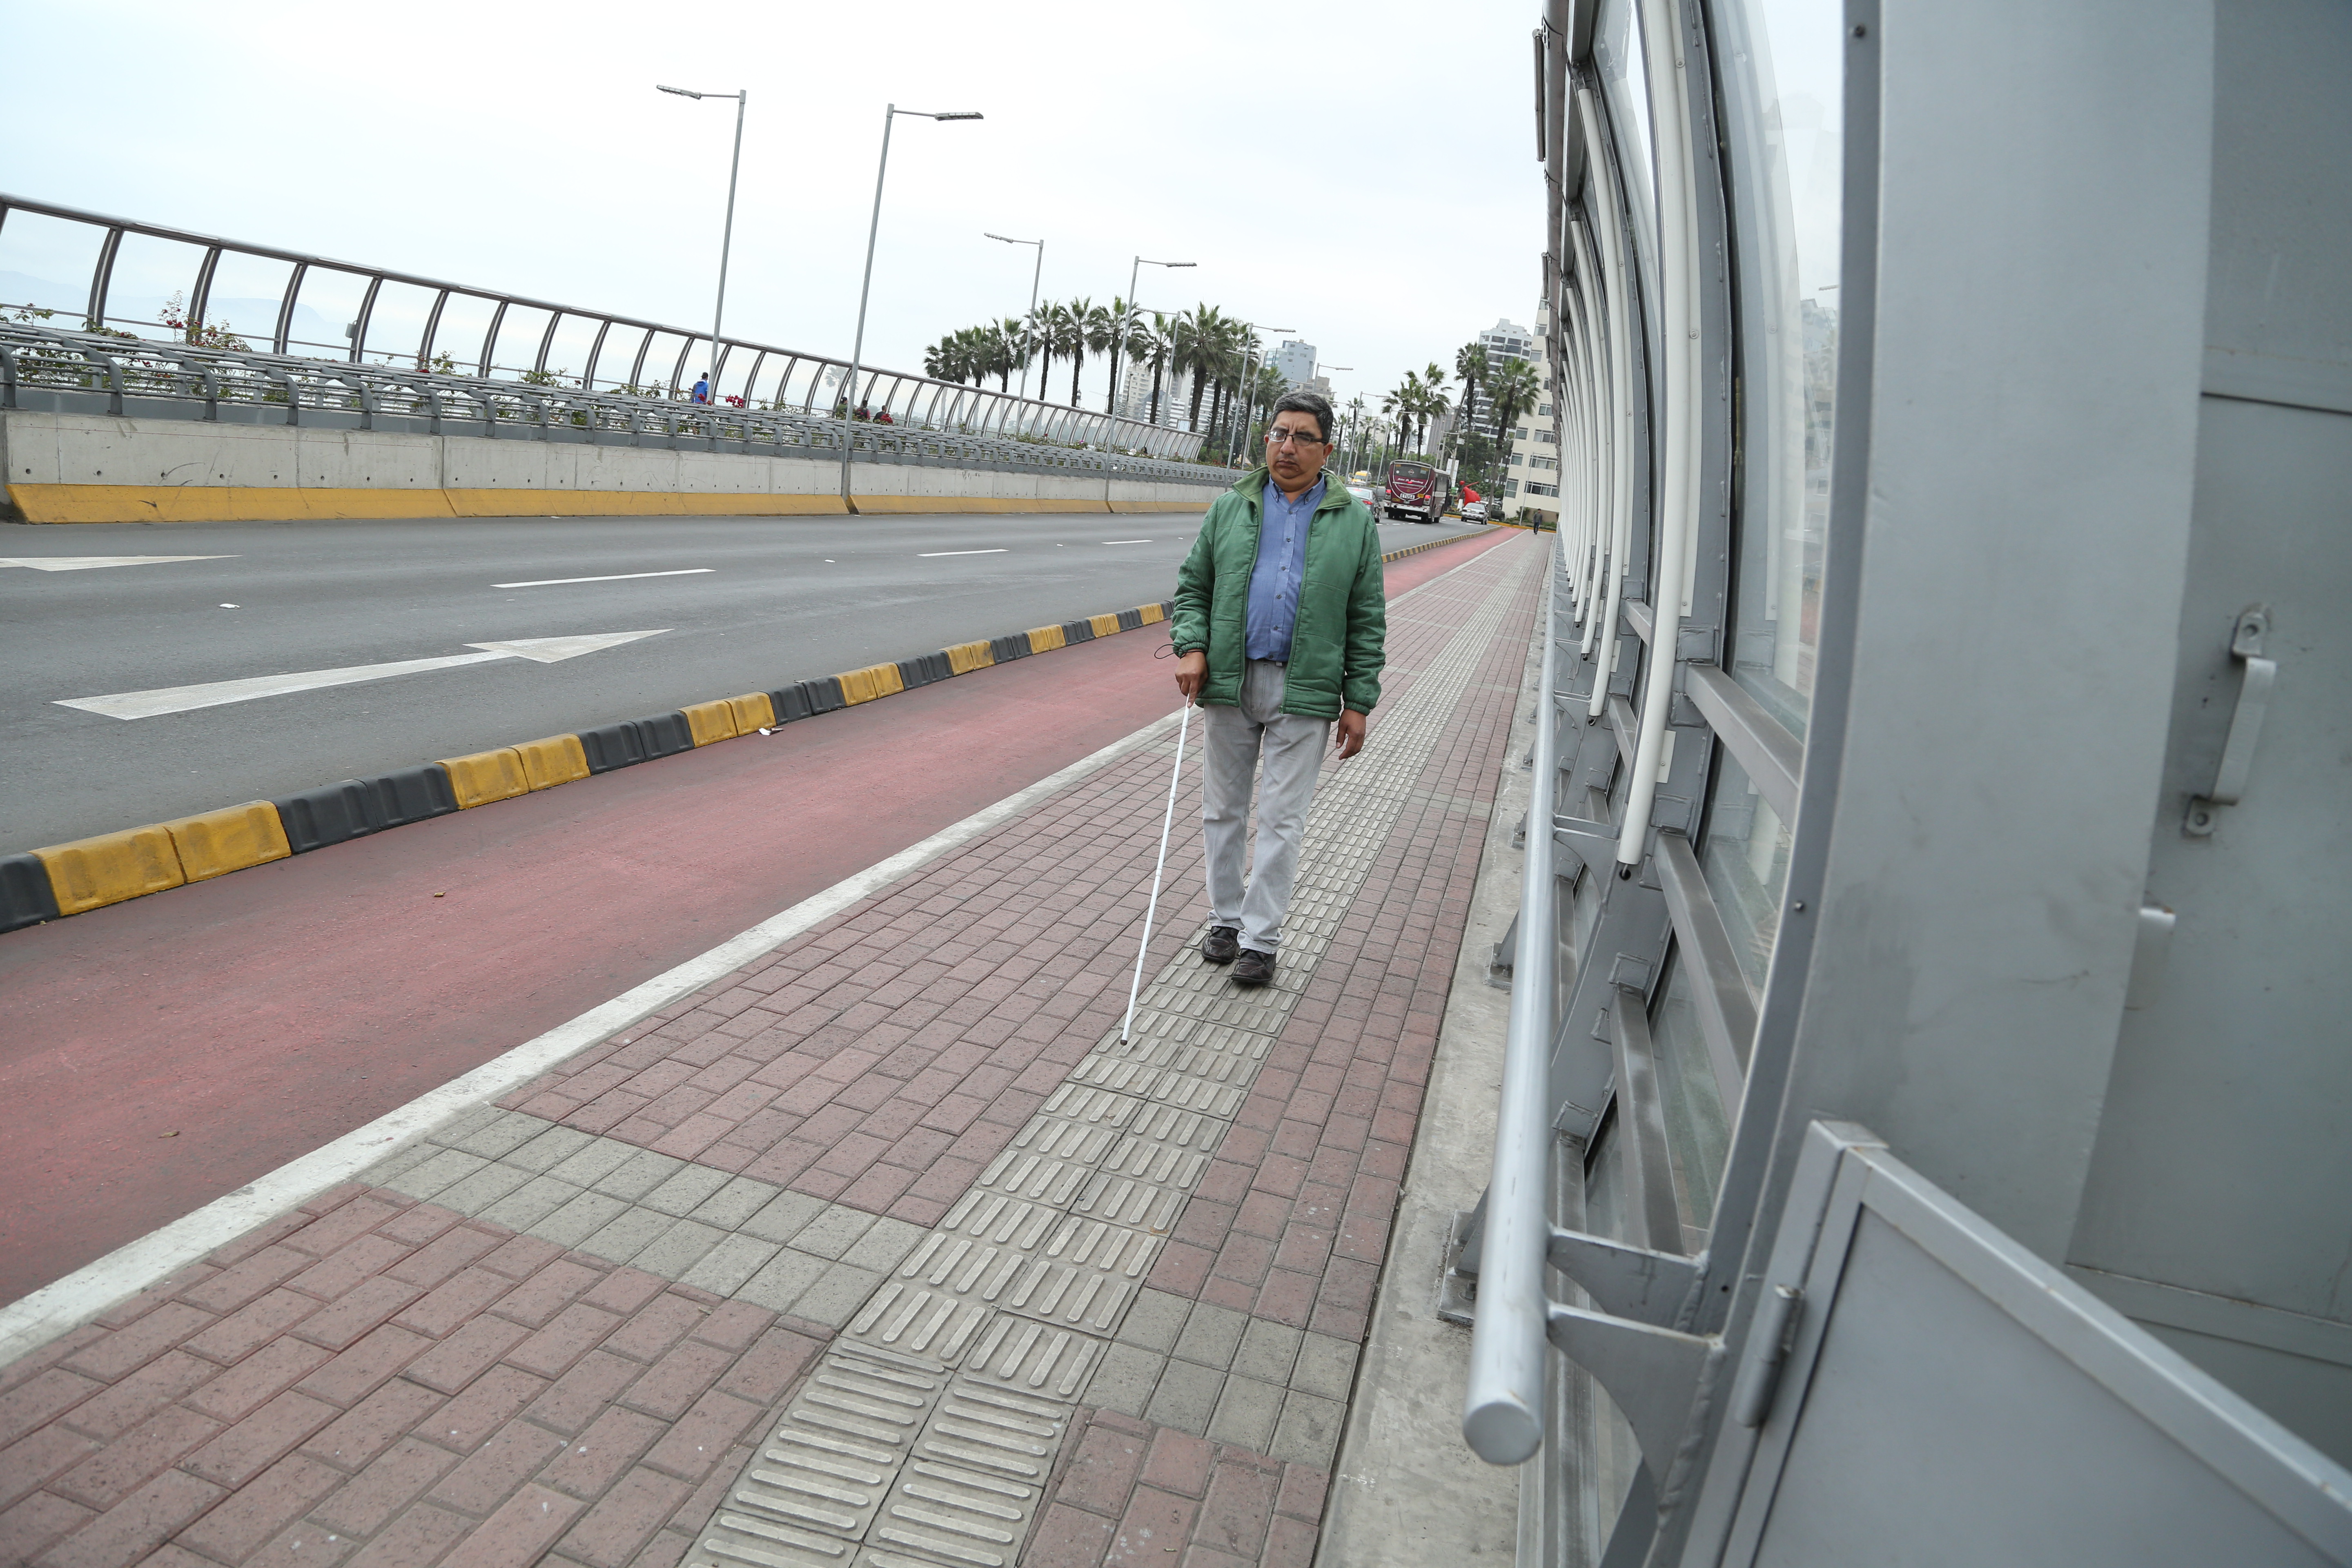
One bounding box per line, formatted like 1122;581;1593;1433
0;531;1517;1370
0;527;1500;933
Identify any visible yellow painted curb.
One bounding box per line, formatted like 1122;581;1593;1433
682;700;739;746
1136;604;1165;624
440;749;529;808
944;640;994;675
1087;612;1121;639
1027;624;1067;653
837;663;907;705
727;693;777;733
849;494;1106;515
35;826;186;915
164;802;291;883
515;735;591;791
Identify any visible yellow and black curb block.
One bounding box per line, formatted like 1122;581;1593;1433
0;527;1495;934
0;603;1167;934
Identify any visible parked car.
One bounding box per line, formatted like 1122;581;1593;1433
1461;500;1488;521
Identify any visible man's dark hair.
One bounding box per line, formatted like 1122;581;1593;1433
1270;390;1333;444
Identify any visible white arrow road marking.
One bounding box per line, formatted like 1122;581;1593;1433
0;555;237;571
54;630;670;720
492;568;714;588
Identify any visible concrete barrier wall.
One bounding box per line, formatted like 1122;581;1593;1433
0;411;1225;523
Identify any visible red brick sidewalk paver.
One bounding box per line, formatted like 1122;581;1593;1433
0;1184;828;1568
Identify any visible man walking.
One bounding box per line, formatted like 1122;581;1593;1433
1169;391;1387;987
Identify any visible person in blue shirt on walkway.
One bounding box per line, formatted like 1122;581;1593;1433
690;373;712;405
1169;391;1387;987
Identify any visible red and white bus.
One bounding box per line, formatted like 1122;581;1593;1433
1383;461;1451;524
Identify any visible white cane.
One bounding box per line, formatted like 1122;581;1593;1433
1121;699;1193;1042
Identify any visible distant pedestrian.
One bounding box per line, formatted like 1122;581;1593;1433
690;372;712;405
1169;391;1386;987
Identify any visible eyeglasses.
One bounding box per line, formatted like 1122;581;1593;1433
1265;428;1326;448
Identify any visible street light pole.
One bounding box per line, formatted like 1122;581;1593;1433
657;85;746;399
1115;256;1194;432
984;232;1042;404
842;104;983;512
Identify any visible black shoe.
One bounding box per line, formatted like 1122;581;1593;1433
1232;948;1275;987
1200;925;1240;964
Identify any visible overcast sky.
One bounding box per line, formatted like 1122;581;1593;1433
0;0;1548;417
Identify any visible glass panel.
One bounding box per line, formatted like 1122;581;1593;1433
1699;748;1790;993
1648;948;1731;1229
1717;0;1844;740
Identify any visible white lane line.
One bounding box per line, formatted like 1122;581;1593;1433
0;703;1187;1369
918;548;1008;557
55;630;669;720
0;555;237;571
493;568;713;588
1102;539;1154;545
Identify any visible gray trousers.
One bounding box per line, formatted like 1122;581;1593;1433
1202;659;1330;953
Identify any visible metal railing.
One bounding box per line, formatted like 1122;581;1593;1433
0;193;1205;461
0;322;1231;487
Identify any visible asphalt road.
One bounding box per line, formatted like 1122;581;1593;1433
2;508;1486;849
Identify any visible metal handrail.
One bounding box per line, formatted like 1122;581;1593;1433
0;192;1203;460
0;323;1232;486
1463;544;1561;1465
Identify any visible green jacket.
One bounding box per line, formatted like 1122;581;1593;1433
1169;468;1387;718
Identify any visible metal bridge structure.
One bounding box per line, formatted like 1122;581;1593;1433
1461;0;2352;1564
0;194;1206;462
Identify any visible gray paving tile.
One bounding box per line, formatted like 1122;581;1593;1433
444;1109;550;1160
639;1163;733;1217
1206;1373;1284;1451
591;1147;684;1201
789;1205;878;1261
542;1138;639;1189
689;1174;784;1229
1232;1317;1305;1386
789;1261;885;1328
630;1218;728;1280
358;1140;441;1187
1291;1332;1361;1401
1082;1343;1167;1419
1114;1289;1192;1353
1145;1358;1225;1435
735;1247;832;1314
433;1160;541;1217
679;1233;782;1298
474;1175;584;1232
502;1124;597;1173
1269;1388;1347;1469
528;1189;634;1249
739;1189;829;1245
383;1147;488;1202
839;1216;925;1275
578;1204;676;1265
1172;1299;1248;1370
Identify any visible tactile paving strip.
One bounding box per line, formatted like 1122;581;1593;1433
695;546;1533;1564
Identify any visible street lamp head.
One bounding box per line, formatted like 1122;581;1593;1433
656;84;702;98
927;111;984;121
985;233;1038;246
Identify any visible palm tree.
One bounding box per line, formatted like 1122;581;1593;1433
1454;339;1488;438
1026;305;1054;404
1141;312;1175;424
1093;298;1147;414
988;319;1024;391
1486;356;1543;488
1175;306;1221;432
1055;298;1094;406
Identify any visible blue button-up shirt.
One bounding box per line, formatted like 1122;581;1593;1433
1244;475;1324;662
